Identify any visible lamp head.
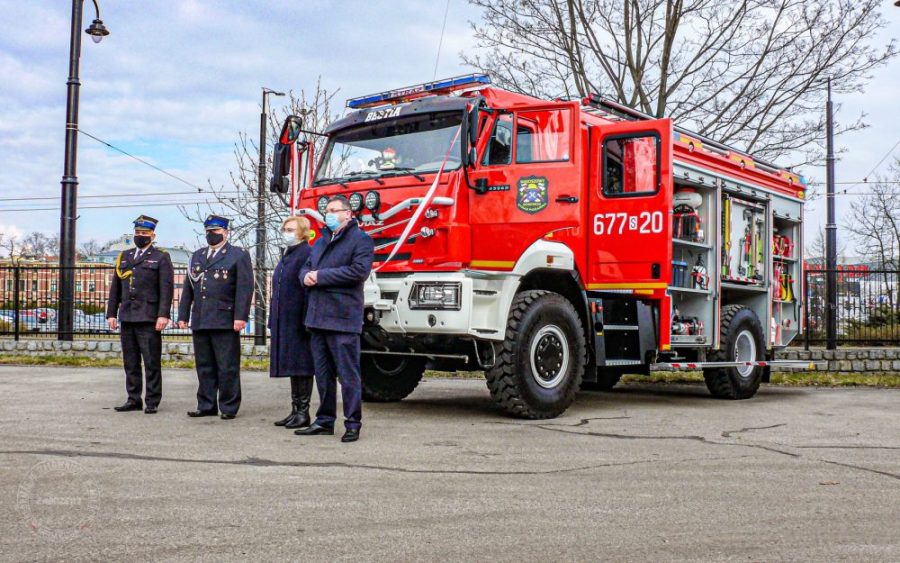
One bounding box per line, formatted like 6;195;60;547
85;19;109;43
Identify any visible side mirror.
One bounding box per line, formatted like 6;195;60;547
279;115;304;145
462;106;480;167
271;116;305;193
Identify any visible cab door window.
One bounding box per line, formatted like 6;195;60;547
602;134;660;196
482;112;513;166
515;109;571;163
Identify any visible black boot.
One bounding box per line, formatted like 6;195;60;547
273;377;301;426
284;376;313;429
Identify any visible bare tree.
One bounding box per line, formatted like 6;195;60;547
844;160;900;270
463;0;896;166
180;79;340;269
78;239;104;260
16;232;60;260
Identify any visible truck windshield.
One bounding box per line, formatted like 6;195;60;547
314;111;462;185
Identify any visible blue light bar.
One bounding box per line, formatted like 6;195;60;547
346;74;491;109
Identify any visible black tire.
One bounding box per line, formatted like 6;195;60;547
485;290;586;419
361;354;426;402
582;368;623;391
703;305;765;400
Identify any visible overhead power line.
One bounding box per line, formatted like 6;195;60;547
0;189;243;203
78;129;207;192
0;200;227;213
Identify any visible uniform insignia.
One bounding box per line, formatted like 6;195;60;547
517;176;549;215
188;261;205;285
214;271;220;279
223;271;228;280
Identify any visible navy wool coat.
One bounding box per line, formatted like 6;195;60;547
269;241;314;377
177;242;254;331
300;219;375;334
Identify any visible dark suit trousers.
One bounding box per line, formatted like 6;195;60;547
120;322;162;407
192;329;242;415
310;330;362;430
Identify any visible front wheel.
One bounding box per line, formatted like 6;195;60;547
485;290;586;419
703;305;765;399
361;354;426;402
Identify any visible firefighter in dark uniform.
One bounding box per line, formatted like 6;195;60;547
177;215;254;420
296;195;374;443
106;215;174;414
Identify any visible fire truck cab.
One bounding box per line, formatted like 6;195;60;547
272;74;807;419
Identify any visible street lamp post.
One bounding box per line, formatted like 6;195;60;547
255;88;285;346
58;0;108;340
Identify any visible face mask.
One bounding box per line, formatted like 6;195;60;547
283;231;298;244
134;235;152;249
206;231;224;246
324;213;341;231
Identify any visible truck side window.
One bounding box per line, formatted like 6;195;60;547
515;109;570;163
602;134;660;196
482;113;513;166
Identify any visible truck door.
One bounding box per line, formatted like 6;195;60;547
587;119;673;290
468;102;581;270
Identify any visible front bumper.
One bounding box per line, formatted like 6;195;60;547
365;271;519;342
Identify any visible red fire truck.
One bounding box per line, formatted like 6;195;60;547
271;74;809;419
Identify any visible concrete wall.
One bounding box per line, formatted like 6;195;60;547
0;339;268;362
2;338;898;373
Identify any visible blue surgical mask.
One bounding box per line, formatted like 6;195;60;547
324;213;341;231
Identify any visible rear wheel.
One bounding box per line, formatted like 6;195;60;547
486;290;586;419
361;354;426;402
703;305;765;399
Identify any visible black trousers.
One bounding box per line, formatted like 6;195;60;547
120;321;162;407
192;329;242;415
310;330;362;430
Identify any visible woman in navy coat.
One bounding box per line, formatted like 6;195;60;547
270;216;315;428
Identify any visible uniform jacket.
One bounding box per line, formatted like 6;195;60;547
300;219;375;334
177;242;254;331
269;241;314;377
106;246;175;323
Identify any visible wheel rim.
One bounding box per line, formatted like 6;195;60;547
734;330;756;377
371;356;408;376
529;325;569;389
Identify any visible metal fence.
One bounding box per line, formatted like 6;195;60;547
0;265;272;340
804;269;900;347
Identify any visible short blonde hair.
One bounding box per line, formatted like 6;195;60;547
282;215;311;240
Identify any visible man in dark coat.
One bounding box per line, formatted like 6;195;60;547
296;195;374;443
106;215;174;414
270;215;315;428
177;215;254;420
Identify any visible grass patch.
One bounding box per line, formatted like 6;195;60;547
0;354;269;371
2;357;899;387
622;371;900;388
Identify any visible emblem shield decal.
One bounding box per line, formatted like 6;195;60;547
516;176;549;215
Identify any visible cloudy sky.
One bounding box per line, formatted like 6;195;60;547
0;1;898;256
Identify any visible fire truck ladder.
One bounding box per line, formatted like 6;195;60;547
584;95;787;176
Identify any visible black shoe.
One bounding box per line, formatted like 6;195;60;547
273;409;296;426
187;409;218;417
220;413;236;420
114;401;142;412
341;429;360;443
144;405;158;414
294;423;334;436
284;410;310;429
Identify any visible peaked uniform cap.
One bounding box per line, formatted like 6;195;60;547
204;215;230;230
133;215;159;230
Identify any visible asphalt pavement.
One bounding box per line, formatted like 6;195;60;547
0;365;898;562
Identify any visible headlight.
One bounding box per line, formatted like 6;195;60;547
348;192;364;212
408;282;461;310
316;196;329;215
365;190;381;211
